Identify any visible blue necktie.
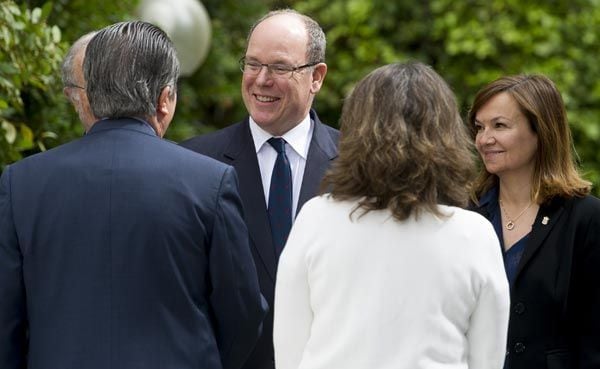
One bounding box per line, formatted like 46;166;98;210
267;137;293;254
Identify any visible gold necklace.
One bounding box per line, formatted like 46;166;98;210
499;199;533;231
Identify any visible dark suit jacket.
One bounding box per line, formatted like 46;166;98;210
0;118;267;369
180;110;339;369
471;191;600;369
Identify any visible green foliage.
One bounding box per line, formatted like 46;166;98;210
44;0;138;41
0;0;66;167
27;0;269;143
2;0;599;195
291;0;600;194
431;0;600;191
0;0;140;170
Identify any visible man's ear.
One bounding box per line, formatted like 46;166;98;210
157;86;174;118
310;63;327;94
153;85;177;137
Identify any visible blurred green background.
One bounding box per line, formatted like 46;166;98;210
2;0;599;194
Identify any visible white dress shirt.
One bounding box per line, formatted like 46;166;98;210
274;196;510;369
249;115;314;219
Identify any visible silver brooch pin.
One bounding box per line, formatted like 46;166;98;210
542;216;549;225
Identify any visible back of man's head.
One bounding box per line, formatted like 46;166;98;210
84;21;180;120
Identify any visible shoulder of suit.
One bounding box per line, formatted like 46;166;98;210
315;119;339;135
160;140;231;175
325;124;340;141
6;135;84;171
179;120;245;153
541;194;600;232
569;194;600;217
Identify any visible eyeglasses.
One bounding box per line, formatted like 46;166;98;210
239;57;319;78
65;83;85;90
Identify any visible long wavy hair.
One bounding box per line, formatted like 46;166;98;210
468;74;591;203
322;62;476;221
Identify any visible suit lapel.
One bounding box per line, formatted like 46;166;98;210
514;197;566;282
298;112;338;214
218;113;338;280
222;120;277;281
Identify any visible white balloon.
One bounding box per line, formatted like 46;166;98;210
137;0;212;76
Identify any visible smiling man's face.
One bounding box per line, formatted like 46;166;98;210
241;13;325;136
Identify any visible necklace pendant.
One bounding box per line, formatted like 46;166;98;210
506;221;515;230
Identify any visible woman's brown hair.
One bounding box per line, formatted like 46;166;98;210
468;74;591;203
322;62;475;221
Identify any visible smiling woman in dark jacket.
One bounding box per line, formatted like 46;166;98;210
469;74;600;369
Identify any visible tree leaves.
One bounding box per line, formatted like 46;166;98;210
2;0;599;194
0;0;68;169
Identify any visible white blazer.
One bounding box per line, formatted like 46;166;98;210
274;196;509;369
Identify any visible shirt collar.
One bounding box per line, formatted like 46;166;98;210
249;115;312;158
479;185;499;208
87;117;157;136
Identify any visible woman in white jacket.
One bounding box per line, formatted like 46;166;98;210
273;62;510;369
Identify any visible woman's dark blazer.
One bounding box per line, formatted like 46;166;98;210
471;193;600;369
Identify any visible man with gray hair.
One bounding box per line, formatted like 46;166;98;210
0;21;266;369
61;31;97;131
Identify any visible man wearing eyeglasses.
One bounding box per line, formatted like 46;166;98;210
181;9;339;369
62;31;98;132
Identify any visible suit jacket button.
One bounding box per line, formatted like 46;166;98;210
514;342;526;354
514;302;525;315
